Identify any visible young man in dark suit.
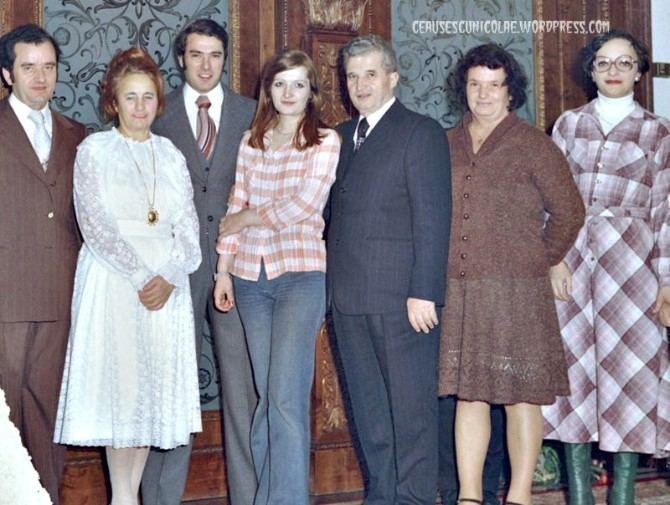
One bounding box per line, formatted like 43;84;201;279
141;19;257;505
0;23;87;504
327;34;452;504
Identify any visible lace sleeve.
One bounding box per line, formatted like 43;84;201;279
155;149;202;288
74;143;154;290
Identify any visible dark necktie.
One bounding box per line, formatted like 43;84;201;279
354;117;369;152
196;95;216;159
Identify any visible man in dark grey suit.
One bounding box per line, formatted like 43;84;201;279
327;35;451;504
141;19;257;505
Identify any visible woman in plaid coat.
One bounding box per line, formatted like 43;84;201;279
542;29;670;505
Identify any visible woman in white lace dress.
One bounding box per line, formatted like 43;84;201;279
54;48;202;505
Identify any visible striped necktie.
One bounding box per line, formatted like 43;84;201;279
354;117;369;152
196;95;216;159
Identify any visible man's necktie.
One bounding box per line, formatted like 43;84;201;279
354;117;369;152
196;95;216;159
29;109;51;170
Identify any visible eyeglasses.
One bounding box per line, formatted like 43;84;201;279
592;55;638;73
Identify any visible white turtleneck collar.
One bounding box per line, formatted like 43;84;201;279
594;91;635;135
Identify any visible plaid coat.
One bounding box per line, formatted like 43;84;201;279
542;99;670;454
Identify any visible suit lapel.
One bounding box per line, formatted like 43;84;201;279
340;101;404;180
44;111;75;184
0;101;49;182
165;90;207;183
211;87;241;167
336;120;357;181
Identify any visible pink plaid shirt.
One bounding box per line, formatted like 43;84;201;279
216;128;339;281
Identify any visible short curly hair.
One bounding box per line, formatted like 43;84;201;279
580;28;650;80
453;43;528;111
100;47;165;122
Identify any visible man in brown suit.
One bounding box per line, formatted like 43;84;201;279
0;24;86;503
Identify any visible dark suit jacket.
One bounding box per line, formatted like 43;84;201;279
326;100;452;315
0;98;86;322
152;85;256;287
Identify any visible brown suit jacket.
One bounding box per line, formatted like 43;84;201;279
0;98;87;322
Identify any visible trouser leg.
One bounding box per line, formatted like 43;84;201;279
0;320;68;504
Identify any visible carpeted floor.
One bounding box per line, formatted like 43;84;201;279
529;478;670;505
186;478;670;504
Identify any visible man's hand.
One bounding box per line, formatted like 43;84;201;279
407;297;438;333
549;261;572;302
138;276;174;311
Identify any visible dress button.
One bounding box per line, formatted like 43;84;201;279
463;193;469;199
207;215;214;222
465;174;472;181
202;186;207;192
597;162;603;168
462;235;468;241
460;253;467;259
47;211;54;219
592;197;598;202
459;271;466;277
463;213;470;220
205;166;210;172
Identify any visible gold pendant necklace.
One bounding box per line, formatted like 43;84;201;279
124;136;159;225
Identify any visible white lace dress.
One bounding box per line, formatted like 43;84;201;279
54;128;202;449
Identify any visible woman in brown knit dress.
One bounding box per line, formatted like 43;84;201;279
439;44;585;505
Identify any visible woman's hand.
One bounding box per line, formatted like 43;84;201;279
219;209;263;237
213;272;235;312
549;261;572;302
653;285;670;327
138;275;175;310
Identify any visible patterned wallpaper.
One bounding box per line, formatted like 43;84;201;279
44;0;230;409
44;0;229;131
392;0;535;128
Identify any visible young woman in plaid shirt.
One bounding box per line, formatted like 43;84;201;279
213;49;339;504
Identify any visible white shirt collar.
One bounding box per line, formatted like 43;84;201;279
9;93;53;136
182;81;224;135
354;96;395;143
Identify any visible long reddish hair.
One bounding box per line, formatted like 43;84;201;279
248;49;325;151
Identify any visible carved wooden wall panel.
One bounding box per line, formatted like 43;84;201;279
0;0;42;99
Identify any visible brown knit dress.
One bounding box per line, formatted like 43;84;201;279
438;111;585;405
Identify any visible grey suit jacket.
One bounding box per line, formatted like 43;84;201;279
152;85;256;284
0;98;86;322
326;100;452;315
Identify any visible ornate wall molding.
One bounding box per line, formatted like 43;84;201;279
302;0;369;32
229;0;241;92
533;0;546;131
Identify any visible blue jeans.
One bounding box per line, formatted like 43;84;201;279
233;267;326;505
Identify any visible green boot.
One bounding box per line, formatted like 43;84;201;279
564;442;595;505
609;452;639;505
